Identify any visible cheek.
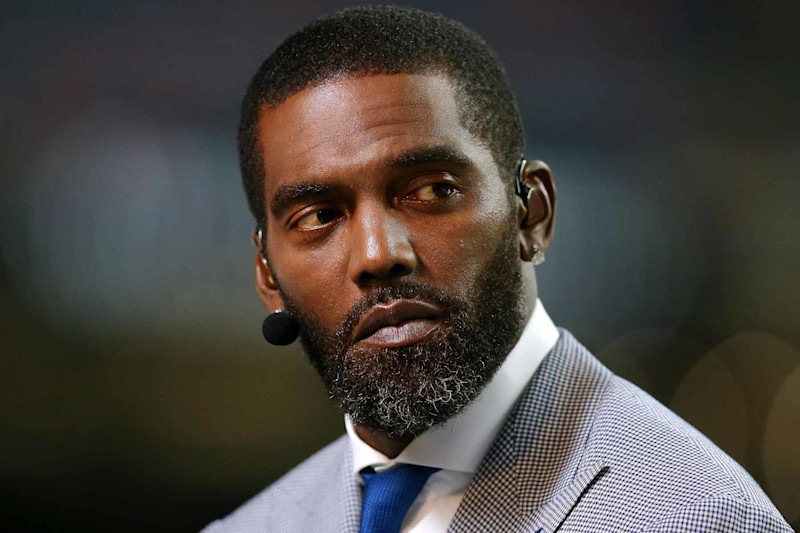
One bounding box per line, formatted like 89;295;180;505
413;209;511;294
272;245;351;326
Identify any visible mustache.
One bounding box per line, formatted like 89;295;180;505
334;280;464;342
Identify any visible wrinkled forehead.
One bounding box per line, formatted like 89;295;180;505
256;73;491;182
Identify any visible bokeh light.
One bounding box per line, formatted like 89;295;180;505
764;365;800;523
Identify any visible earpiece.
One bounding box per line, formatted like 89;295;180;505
514;157;529;199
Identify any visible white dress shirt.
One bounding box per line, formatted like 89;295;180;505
345;298;560;532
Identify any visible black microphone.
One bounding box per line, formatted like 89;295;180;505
262;311;300;346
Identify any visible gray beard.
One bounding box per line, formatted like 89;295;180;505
282;223;526;438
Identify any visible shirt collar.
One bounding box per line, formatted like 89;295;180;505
346;298;559;478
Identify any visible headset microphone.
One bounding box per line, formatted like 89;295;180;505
262;310;300;346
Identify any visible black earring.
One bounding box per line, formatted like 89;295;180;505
262;310;300;346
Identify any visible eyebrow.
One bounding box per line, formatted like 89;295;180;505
385;145;472;168
268;146;473;218
269;182;334;218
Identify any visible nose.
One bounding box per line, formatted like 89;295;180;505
348;205;417;285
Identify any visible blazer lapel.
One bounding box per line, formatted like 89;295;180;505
302;442;362;533
447;418;525;531
528;462;609;532
449;330;612;533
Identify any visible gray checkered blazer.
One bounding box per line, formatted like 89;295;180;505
202;330;793;532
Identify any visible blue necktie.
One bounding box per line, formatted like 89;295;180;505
358;464;440;533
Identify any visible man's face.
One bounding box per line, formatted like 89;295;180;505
257;73;527;436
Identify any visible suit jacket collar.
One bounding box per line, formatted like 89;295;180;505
449;330;612;533
306;440;362;533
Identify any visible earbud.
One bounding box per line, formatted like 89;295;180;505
262;310;300;346
514;157;529;198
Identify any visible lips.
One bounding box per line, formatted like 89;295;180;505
353;299;444;348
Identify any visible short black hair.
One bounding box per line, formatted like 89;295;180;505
239;5;524;227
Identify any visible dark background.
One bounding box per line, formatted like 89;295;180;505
1;1;798;531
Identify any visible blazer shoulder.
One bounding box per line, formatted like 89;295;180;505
640;495;795;533
584;371;789;528
201;435;350;533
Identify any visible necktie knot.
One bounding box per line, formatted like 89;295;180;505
358;464;439;533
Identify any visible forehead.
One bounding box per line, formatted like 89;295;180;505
257;73;495;190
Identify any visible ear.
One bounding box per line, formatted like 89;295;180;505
252;230;284;312
517;160;557;262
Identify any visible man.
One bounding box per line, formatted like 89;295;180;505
203;6;792;532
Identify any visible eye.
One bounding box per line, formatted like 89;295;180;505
407;182;458;201
294;208;342;230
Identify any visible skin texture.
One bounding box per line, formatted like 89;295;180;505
252;73;556;457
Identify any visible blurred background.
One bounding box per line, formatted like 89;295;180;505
1;1;798;530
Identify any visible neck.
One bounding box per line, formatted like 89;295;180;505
520;263;538;325
353;423;414;459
